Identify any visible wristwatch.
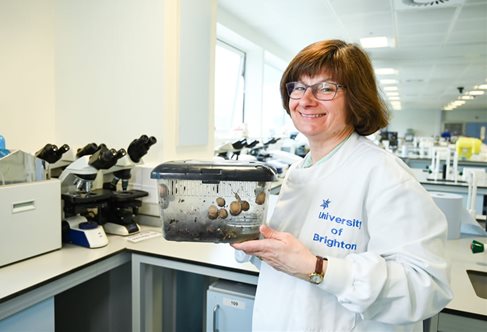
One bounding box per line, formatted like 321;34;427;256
309;256;326;284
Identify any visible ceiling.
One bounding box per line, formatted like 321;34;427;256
218;0;487;113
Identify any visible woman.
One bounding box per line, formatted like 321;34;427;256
232;39;453;331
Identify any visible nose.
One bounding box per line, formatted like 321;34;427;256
300;86;318;103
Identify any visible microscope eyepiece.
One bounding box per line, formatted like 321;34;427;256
127;135;157;163
89;146;115;169
76;143;98;158
59;144;70;154
89;146;127;170
36;143;71;164
115;148;127;160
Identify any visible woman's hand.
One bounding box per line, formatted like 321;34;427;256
232;224;317;280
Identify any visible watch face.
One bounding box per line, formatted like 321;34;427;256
309;273;323;284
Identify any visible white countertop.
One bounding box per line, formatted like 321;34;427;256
443;235;487;317
0;225;485;318
411;168;487;189
0;233;127;301
0;225;257;302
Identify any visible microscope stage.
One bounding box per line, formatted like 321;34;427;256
111;189;148;202
62;189;112;204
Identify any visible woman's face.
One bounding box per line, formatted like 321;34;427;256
288;72;350;143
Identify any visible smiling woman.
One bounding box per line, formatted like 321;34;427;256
279;40;389;164
232;39;453;332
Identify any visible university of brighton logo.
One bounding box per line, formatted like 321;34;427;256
320;199;331;210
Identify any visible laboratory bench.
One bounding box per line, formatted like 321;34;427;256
0;223;486;331
401;157;487;172
411;168;487;217
0;223;257;332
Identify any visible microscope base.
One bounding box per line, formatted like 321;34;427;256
103;221;140;236
64;216;109;248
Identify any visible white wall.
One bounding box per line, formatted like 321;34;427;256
54;0;166;161
388;108;487;139
443;109;487;124
388;109;442;137
1;0;216;163
0;0;56;153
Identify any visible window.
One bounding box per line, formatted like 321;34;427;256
214;25;294;146
214;40;246;141
262;60;294;138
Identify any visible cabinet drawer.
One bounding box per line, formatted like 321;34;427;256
438;312;486;332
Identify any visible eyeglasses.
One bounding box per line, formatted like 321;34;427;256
285;81;345;101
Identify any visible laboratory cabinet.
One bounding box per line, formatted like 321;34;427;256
0;252;132;332
2;226;486;332
0;298;55;332
206;280;256;332
437;312;487;332
55;262;132;332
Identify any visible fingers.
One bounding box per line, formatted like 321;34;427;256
260;224;276;239
231;239;262;252
231;226;281;258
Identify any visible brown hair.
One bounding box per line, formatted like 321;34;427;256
280;39;389;136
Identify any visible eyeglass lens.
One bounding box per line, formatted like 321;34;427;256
286;82;338;101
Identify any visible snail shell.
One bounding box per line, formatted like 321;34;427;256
229;201;242;216
241;200;250;211
255;191;266;205
216;197;226;207
218;208;228;219
208;205;218;219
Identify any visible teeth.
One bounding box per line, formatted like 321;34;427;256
300;112;325;118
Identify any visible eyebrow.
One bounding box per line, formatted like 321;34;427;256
298;79;334;84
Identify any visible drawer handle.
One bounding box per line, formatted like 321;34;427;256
213;304;219;332
12;200;35;213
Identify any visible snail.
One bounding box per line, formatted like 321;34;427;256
216;197;226;207
158;184;169;198
208;205;218;219
218;208;228;219
240;200;250;211
255;191;266;205
229;200;242;216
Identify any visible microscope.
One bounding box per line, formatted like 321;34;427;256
59;143;125;248
99;135;157;236
215;138;259;160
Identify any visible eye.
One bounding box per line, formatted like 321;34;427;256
317;83;336;93
293;84;306;92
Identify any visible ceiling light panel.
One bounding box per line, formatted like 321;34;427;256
380;79;399;85
360;36;391;48
375;68;398;75
468;90;485;95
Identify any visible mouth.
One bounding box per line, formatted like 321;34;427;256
298;111;326;118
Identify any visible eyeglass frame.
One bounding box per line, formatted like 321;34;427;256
285;81;346;101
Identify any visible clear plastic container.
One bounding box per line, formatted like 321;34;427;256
151;161;276;243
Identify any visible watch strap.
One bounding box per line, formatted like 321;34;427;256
315;256;324;275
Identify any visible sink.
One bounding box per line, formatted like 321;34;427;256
467;270;487;299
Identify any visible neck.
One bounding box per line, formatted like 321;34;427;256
309;127;353;164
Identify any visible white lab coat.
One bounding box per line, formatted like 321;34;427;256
246;132;453;331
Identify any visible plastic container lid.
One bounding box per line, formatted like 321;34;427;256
151;160;277;182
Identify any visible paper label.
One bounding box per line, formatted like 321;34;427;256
223;297;246;310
